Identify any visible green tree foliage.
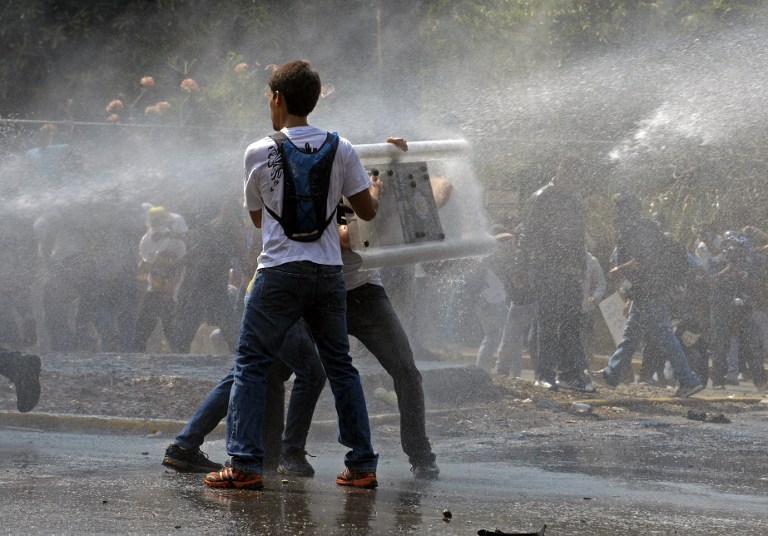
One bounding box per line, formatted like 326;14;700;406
0;0;276;118
2;0;765;240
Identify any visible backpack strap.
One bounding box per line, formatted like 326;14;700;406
262;132;289;223
269;131;288;146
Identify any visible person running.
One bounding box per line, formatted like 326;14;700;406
202;60;381;491
593;193;703;398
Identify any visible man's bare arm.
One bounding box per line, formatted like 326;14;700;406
430;176;453;209
347;177;382;221
249;209;262;229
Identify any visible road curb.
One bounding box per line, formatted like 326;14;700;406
0;409;431;436
4;399;763;436
576;396;767;407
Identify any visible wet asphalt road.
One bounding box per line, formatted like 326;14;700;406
2;418;768;535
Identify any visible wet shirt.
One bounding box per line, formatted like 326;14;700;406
519;182;586;279
615;217;666;299
243;125;370;269
708;250;765;310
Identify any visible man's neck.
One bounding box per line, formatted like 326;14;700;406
283;115;309;128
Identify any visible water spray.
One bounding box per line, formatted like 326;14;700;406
345;139;496;271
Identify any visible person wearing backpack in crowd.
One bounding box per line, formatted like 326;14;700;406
592;193;704;397
707;232;768;391
518;156;595;393
202;60;381;491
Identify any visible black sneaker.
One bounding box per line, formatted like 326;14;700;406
411;459;440;479
162;444;223;473
674;384;704;398
15;353;41;413
276;449;315;477
557;376;597;394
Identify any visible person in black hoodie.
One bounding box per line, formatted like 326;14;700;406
518;156;594;392
593;193;703;397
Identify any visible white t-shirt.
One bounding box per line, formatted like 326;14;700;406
139;227;187;264
244;126;370;269
341;248;383;290
480;268;507;305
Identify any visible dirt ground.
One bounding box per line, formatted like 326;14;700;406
3;352;766;442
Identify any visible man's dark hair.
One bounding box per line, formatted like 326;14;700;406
269;60;322;117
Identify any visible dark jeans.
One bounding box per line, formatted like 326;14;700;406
711;306;766;387
639;337;667;383
173;320;324;469
133;290;175;352
532;274;588;383
346;283;436;466
171;274;237;354
0;349;20;381
43;259;90;352
228;262;376;474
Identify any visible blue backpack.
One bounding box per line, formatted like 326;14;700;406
265;131;339;242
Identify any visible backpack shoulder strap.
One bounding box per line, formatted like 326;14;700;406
326;131;339;148
269;131;288;146
262;132;289;223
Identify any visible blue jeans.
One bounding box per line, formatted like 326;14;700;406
474;301;509;372
496;302;536;376
346;283;436;466
606;295;700;387
173;321;325;460
228;261;377;474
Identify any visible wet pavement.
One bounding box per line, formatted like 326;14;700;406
3;351;768;534
2;416;768;535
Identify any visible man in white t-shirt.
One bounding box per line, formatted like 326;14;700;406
204;60;381;491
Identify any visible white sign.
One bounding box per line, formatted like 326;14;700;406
599;292;628;346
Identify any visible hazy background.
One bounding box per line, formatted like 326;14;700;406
3;0;768;352
3;0;768;240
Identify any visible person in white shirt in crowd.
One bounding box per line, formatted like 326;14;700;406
581;249;607;364
133;205;187;352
